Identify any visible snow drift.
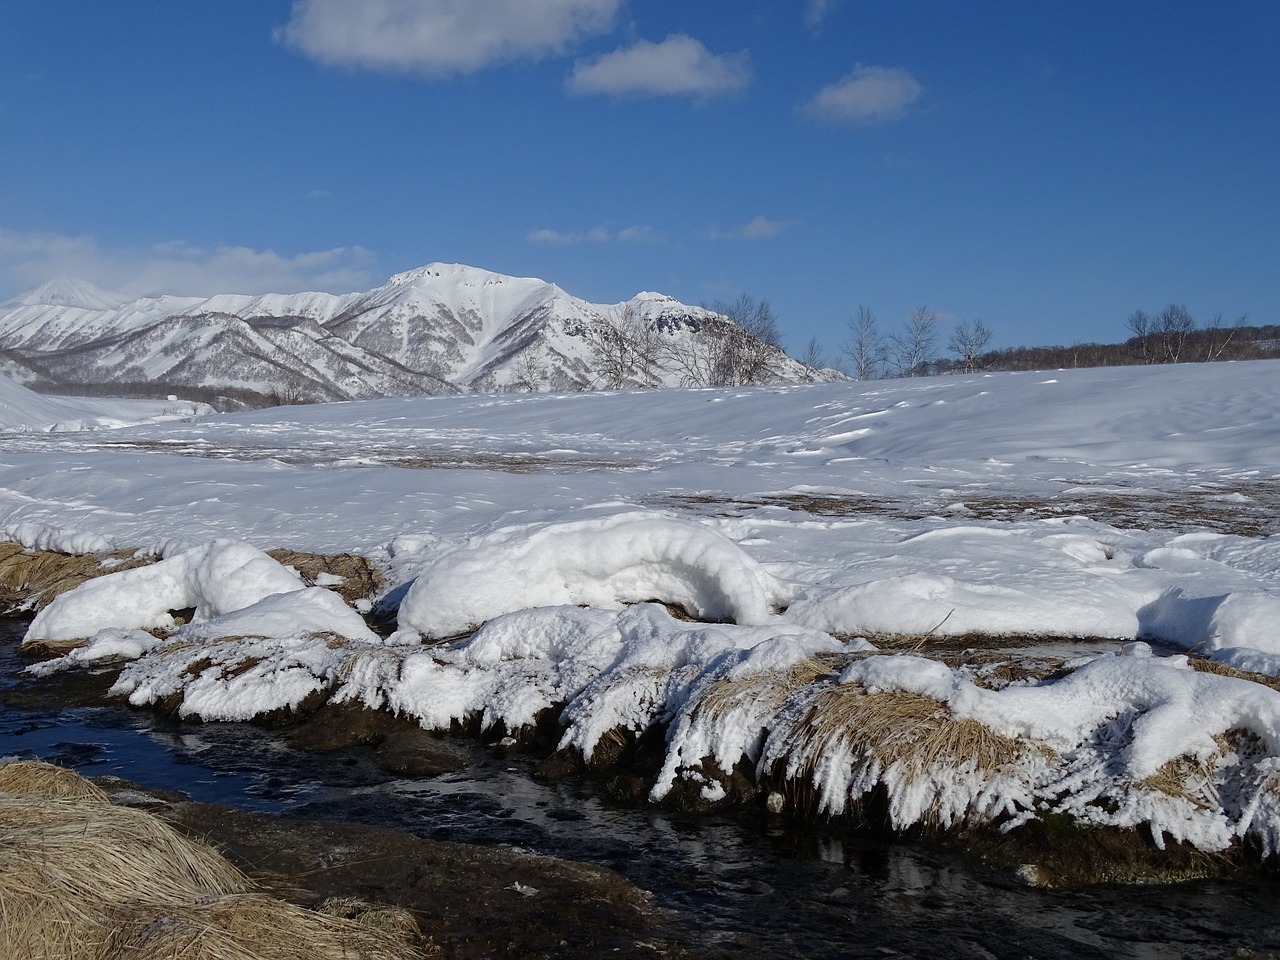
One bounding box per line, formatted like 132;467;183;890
398;513;793;639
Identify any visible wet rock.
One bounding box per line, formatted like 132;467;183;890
289;700;404;752
533;748;585;782
375;729;468;778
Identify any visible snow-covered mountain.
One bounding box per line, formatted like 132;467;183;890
0;264;817;403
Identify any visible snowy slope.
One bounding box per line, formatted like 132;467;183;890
0;263;812;399
0;373;210;433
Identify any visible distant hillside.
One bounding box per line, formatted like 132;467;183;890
941;320;1280;375
0;265;822;407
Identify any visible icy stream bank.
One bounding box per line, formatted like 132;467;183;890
4;620;1280;960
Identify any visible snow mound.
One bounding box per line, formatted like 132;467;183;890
24;540;309;642
108;588;380;721
4;521;114;555
785;571;1139;640
23;541;384;721
398;513;793;639
1138;588;1280;659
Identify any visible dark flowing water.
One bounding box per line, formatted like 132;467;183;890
2;619;1278;959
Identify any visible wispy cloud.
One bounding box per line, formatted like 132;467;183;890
701;215;789;242
277;0;620;76
804;0;839;34
527;224;664;246
567;34;750;100
0;226;377;299
804;65;924;124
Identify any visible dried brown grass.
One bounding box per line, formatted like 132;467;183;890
0;543;154;613
697;657;836;723
266;549;384;606
103;893;423;960
1139;754;1218;808
318;896;422;939
0;759;111;802
794;684;1021;786
1189;657;1280;693
0;765;423;960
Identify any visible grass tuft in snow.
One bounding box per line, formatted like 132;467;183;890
769;683;1026;829
0;762;424;960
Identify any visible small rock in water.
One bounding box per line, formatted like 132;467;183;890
1014;863;1047;887
765;791;785;814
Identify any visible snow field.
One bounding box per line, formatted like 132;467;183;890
8;360;1280;859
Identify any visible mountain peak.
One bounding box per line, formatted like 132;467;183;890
386;262;526;288
16;277;123;311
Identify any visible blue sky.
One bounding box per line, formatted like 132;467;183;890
1;1;1277;357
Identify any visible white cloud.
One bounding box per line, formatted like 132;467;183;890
567;34;750;99
701;215;788;242
527;228;581;246
278;0;620;76
615;224;663;244
804;0;839;33
804;65;924;124
527;224;664;246
737;215;784;239
0;227;377;300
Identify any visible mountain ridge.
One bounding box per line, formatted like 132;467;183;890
0;262;820;404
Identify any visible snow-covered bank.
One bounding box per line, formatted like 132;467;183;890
7;361;1280;863
0;373;210;433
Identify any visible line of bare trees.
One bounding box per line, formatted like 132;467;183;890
837;305;992;380
576;293;789;390
833;300;1276;380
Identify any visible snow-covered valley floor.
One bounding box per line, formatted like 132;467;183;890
4;361;1280;872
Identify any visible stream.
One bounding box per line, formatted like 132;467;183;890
2;618;1278;959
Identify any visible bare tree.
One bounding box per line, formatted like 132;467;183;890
948;318;993;373
509;350;547;392
1204;312;1247;361
662;294;786;387
709;294;785;385
1126;309;1155;363
797;336;826;380
840;305;885;381
888;307;938;377
1154;303;1195;363
585;305;659;389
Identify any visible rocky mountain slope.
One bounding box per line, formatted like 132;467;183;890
0;265;817;404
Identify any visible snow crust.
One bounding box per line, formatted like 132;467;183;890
7;359;1280;852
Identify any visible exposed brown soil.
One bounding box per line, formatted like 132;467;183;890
40;439;639;473
660;479;1280;537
